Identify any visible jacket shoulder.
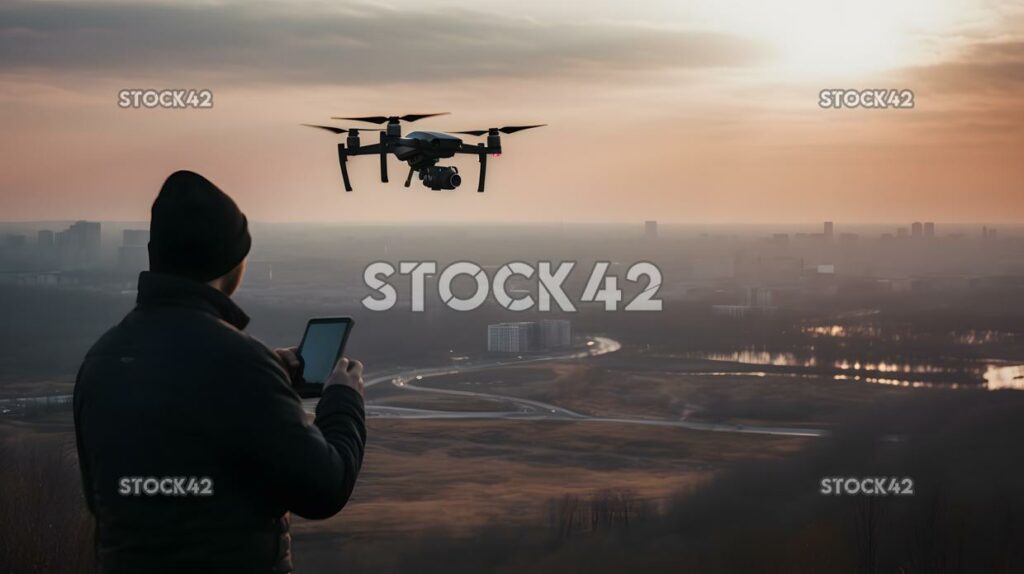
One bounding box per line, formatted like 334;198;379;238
85;306;283;376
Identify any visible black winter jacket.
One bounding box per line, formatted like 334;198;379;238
73;272;366;573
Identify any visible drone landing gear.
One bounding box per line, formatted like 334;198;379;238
337;143;353;192
477;151;487;193
404;167;415;188
379;133;389;183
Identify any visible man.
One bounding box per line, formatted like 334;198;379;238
74;170;366;573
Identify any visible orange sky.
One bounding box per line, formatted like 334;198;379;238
0;0;1022;223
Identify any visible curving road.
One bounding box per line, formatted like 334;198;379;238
307;336;827;438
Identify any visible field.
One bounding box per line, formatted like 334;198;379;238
417;353;914;428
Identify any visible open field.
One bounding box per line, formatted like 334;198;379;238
0;408;807;543
295;417;805;538
419;353;916;429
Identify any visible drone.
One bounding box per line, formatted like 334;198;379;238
302;112;544;192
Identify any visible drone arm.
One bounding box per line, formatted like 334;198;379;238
454;144;499;156
343;143;381;156
337;143;353;192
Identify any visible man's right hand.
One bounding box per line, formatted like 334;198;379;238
325;357;364;397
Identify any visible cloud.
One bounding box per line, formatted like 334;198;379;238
0;0;771;86
906;40;1024;93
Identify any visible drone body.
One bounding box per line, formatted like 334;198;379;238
303;113;544;192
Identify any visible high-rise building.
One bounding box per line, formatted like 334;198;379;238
644;220;658;239
897;227;909;238
823;221;834;238
924;222;935;238
56;220;101;263
487;320;573;352
911;222;923;238
487;322;536;353
539;319;572;349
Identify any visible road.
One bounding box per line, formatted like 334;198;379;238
306;336;827;438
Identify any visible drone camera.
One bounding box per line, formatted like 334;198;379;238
421;166;462;190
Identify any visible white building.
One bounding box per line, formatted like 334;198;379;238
487;322;536;353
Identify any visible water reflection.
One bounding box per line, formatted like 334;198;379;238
690;349;1024;390
801;325;1015;346
984;364;1024;390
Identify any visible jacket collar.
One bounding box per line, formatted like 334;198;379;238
136;271;250;330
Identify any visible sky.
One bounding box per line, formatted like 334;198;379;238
0;0;1022;224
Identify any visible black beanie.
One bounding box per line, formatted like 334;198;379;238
148;170;252;282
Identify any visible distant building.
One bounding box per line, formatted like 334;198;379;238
712;286;777;317
56;221;101;264
123;229;149;246
711;305;753;318
896;227;909;238
487;322;536;353
644;220;658;239
37;230;54;247
838;233;859;246
743;286;774;308
118;229;150;271
823;221;834;238
911;222;923;238
924;222;935;238
712;303;777;318
539;319;571;349
487;320;573;353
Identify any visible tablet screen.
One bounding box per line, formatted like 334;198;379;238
299;319;351;384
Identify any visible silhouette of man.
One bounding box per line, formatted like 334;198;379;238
74;170;366;573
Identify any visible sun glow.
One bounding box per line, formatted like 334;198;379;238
699;0;974;78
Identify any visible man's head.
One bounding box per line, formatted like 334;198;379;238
148;170;251;295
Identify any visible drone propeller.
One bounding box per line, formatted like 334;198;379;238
451;124;547;137
332;112;450;125
302;124;381;134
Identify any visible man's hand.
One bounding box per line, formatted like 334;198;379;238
325;357;364;397
274;347;304;387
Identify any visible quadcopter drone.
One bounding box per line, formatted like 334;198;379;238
302;112;544;192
